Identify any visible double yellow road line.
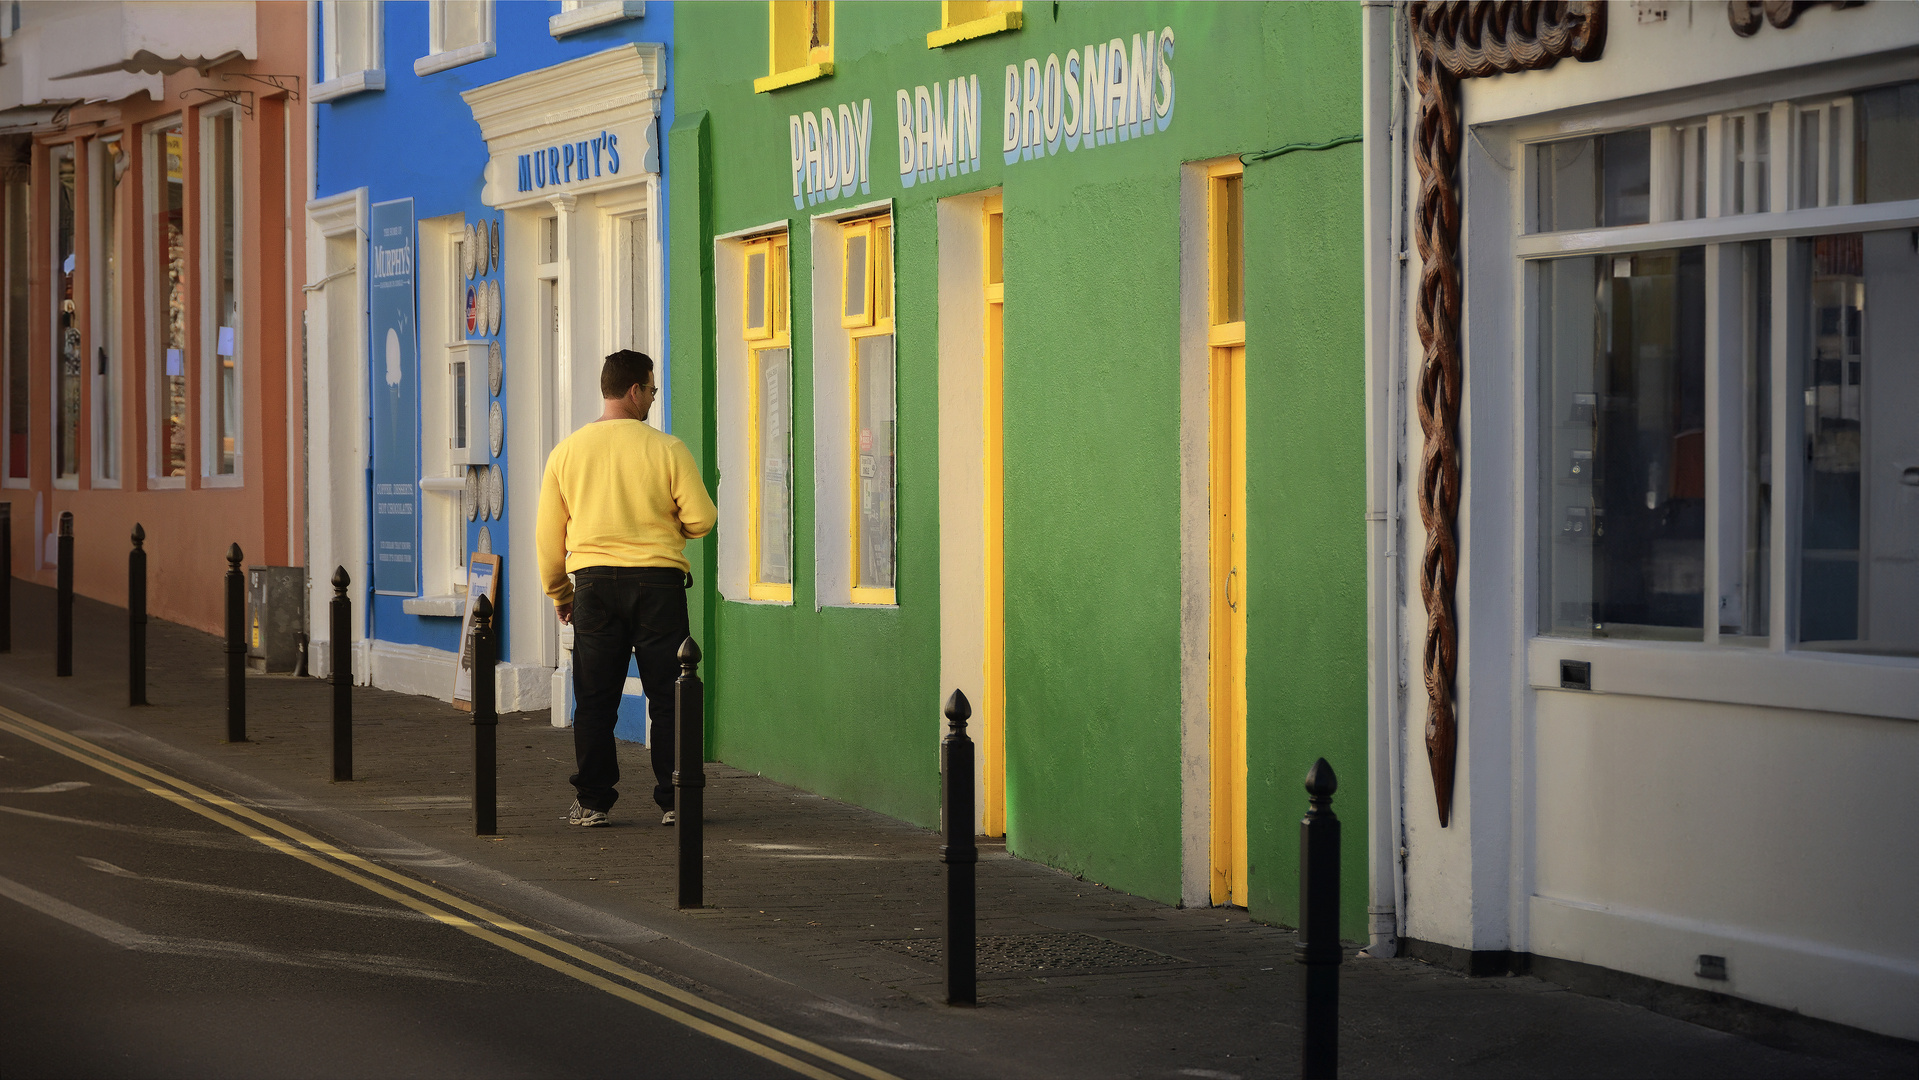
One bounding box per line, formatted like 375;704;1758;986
0;705;899;1080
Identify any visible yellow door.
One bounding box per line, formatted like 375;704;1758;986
1206;162;1247;907
982;194;1007;838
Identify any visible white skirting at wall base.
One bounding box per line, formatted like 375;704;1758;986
361;639;554;714
1529;893;1919;1042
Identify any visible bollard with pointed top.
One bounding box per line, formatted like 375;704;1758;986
472;593;497;835
225;543;246;742
55;513;73;676
129;524;147;705
1299;757;1342;1080
331;567;353;781
0;502;12;654
675;637;705;909
942;689;977;1005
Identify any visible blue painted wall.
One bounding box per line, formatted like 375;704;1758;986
316;2;675;740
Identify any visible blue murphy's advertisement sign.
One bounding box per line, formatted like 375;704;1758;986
370;198;420;596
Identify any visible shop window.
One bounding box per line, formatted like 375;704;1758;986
315;0;385;102
1529;78;1919;657
1533;81;1919;234
202;109;240;480
52;143;77;485
550;0;644;38
842;214;894;604
928;0;1021;49
756;0;832;94
148;120;187;482
90;135;124;485
743;233;793;600
4;174;28;484
417;0;494;77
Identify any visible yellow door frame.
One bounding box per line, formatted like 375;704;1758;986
1206;160;1248;907
982;192;1006;837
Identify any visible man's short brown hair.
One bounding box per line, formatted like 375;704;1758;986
601;349;656;399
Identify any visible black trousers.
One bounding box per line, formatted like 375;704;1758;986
568;565;691;813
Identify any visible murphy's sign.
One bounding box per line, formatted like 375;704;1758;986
464;44;665;211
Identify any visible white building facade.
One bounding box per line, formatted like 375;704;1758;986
1362;1;1919;1041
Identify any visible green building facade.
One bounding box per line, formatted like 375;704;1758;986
669;0;1368;934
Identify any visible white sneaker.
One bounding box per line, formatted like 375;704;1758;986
566;800;609;827
661;809;677;826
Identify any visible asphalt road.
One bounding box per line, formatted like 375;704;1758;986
0;716;830;1080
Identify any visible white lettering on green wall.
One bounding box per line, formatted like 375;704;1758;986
1007;26;1174;163
896;75;982;188
791;98;874;209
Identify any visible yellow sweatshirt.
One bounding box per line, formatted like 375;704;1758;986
536;419;717;604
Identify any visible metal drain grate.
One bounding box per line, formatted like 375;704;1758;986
867;932;1187;974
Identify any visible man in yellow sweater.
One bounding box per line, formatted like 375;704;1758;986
537;350;717;827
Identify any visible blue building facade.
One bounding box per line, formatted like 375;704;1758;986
306;1;674;737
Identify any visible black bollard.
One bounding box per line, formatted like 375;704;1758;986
330;567;352;781
225;543;246;742
674;637;705;909
129;524;147;705
55;512;73;676
942;689;977;1006
0;501;11;654
1299;758;1342;1080
472;594;497;835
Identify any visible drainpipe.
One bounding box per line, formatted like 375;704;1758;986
1359;0;1405;959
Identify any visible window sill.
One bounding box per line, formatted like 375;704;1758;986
745;583;794;603
146;475;186;490
52;477;77;491
2;478;28;489
402;594;467;618
926;10;1022;49
414;42;496;78
201;474;245;489
90;478;121;490
312;69;387;103
1527;636;1919;722
754;61;833;94
847;587;897;607
549;1;643;37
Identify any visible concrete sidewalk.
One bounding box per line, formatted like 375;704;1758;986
0;580;1911;1080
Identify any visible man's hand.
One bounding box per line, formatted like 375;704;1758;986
557;602;573;625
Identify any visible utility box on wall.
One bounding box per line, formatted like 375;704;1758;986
247;566;304;673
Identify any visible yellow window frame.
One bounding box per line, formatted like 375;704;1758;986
927;0;1022;49
846;214;895;605
1207;159;1246;346
745;234;793;602
756;0;834;93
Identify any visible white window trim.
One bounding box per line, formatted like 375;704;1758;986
49;142;77;491
415;1;496;77
314;0;386;103
144;117;187;490
550;0;644;39
714;219;794;606
199;106;244;488
1486;69;1919;719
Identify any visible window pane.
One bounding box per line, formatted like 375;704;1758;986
756;347;792;586
1540;247;1707;639
875;222;892;322
55;146;77;480
155;124;186;477
439;0;483;51
625;212;648;351
1213;174;1244;324
745;248;766;334
210;114;238;475
985;208;1003;286
6;178;29;479
1534;130;1650;232
1859;82;1919;205
1736;241;1771;636
843;231;867;321
856;333;895;591
333;0;371;76
453;360;467;450
1797;230;1919;654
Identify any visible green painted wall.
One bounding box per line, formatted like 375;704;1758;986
673;1;1368;935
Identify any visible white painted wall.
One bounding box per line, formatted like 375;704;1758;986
1385;7;1919;1040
